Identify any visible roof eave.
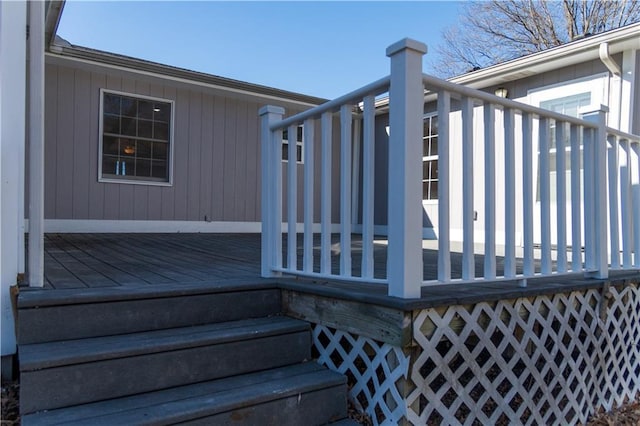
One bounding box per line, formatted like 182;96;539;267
44;1;65;49
47;43;328;107
450;22;640;89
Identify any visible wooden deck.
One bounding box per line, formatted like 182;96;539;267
24;232;638;348
38;233;639;311
43;233;263;289
42;233;526;289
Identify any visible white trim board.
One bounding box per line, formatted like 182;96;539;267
34;220;344;234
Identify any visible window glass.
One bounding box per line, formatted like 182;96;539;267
282;125;304;163
422;115;438;200
536;92;590;202
100;90;172;183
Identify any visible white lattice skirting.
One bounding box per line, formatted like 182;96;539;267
312;283;640;425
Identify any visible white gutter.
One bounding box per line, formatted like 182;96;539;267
451;22;640;88
599;42;622;76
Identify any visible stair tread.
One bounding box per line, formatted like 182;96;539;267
20;316;308;371
22;362;347;426
17;280;278;308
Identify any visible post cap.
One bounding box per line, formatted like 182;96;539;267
259;105;285;116
386;38;428;57
579;104;609;116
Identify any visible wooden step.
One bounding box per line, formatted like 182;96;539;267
17;281;280;344
20;316;310;414
21;362;348;426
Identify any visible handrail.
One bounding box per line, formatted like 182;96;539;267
422;74;599;128
606;126;640;141
271;76;390;131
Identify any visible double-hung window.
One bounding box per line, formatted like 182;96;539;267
99;90;174;184
422;114;439;200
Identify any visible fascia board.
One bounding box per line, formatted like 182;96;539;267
45;48;327;108
451;24;640;88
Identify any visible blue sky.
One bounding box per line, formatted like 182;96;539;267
57;1;462;99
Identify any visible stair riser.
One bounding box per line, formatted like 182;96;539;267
20;331;310;414
18;289;281;344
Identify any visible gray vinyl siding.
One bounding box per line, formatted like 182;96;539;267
43;59;314;223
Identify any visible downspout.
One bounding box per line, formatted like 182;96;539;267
599;42;621;76
28;0;45;287
599;42;623;130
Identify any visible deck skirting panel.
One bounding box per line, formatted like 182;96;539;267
308;281;640;425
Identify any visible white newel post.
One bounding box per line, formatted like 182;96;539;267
581;106;609;279
386;39;427;298
259;106;284;278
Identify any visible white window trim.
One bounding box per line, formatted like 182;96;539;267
281;124;304;164
526;72;609;114
98;88;175;186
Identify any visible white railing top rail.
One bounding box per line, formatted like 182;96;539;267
421;73;601;129
606;126;640;141
269;76;390;131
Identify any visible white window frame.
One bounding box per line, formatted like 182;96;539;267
422;113;439;203
527;73;608;113
98;89;175;186
528;74;608;202
281;124;304;164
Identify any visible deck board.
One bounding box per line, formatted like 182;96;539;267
34;233;639;310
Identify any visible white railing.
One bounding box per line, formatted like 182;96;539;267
259;76;392;287
260;38;640;299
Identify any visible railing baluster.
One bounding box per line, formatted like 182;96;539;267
583;127;596;271
503;107;516;278
321;111;333;275
570;124;582;271
362;96;375;279
522;112;534;278
539;116;552;274
303;118;315;273
340;105;352;276
483;102;496;279
351;115;362;227
607;135;620;268
287;124;298;271
461;96;475;280
555;120;567;272
274;124;283;273
620;139;632;268
632;142;640;268
437;91;451;282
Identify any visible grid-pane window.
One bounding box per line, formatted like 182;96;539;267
100;91;173;183
422;115;438;200
282;125;303;163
